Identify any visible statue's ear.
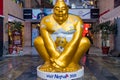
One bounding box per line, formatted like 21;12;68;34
67;7;69;10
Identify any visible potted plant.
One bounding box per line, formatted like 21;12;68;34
6;20;22;32
6;20;23;43
96;21;117;54
5;20;23;54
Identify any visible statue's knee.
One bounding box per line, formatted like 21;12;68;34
34;36;44;46
81;37;91;45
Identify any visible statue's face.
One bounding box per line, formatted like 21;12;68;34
53;1;68;24
54;2;68;17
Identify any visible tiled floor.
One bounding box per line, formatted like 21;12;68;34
0;46;120;80
0;56;97;80
86;56;120;80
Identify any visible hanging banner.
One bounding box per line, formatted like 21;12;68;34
32;9;43;20
0;0;3;15
32;8;53;20
69;9;90;19
23;8;99;20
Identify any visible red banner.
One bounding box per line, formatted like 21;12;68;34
0;0;3;15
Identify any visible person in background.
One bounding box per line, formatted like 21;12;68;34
85;32;93;55
81;32;92;65
81;29;93;65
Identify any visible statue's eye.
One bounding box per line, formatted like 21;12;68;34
55;7;59;10
56;8;59;10
62;7;66;10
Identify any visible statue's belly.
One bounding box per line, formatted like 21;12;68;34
50;29;75;42
50;29;75;52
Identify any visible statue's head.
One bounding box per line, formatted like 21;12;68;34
53;0;69;24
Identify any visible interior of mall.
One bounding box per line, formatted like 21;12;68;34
0;0;120;80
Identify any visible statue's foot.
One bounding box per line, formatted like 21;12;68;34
63;62;82;72
39;61;64;72
39;61;82;72
39;61;54;72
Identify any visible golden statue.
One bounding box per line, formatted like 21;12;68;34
34;0;90;72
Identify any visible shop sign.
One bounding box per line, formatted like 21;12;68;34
23;9;32;19
91;9;99;19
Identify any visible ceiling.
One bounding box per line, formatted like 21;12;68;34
31;0;97;8
31;0;53;8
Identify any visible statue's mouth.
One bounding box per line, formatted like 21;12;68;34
55;13;64;17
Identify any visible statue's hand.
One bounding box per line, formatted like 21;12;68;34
52;61;62;69
50;57;62;69
50;58;55;62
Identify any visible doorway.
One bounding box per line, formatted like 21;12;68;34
0;17;3;57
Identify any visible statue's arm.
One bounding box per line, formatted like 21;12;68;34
40;23;60;59
62;21;83;55
54;20;83;67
